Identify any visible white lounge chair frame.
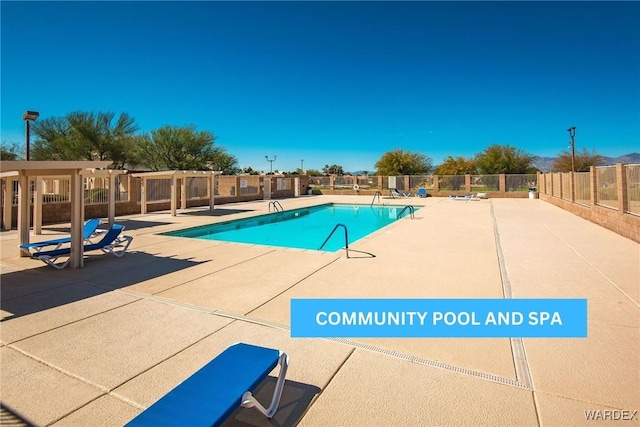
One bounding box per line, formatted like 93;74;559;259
241;351;289;418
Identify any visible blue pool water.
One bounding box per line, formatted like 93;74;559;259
163;204;416;252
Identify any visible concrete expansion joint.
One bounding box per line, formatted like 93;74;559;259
5;343;111;395
3;298;141;345
543;224;640;308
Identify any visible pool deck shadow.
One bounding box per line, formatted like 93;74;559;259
1;195;638;426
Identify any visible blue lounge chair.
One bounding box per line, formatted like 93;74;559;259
390;188;411;198
19;218;103;256
126;343;289;427
416;187;428;198
30;223;133;269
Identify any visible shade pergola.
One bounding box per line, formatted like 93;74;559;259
0;161;119;268
130;170;221;216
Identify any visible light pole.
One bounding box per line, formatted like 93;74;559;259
567;126;576;172
265;155;277;174
301;159;304;174
22;110;40;161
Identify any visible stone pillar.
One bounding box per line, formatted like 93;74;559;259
180;177;187;210
108;174;116;226
17;174;30;257
33;177;43;234
590;166;597;207
499;174;506;193
140;177;147;214
617;163;628;214
70;171;84;268
2;178;13;231
569;171;575;202
208;174;215;211
171;175;177;216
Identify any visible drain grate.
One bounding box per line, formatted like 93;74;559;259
490;200;534;391
328;337;529;390
209;310;531;391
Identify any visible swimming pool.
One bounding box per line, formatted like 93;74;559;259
163;203;416;252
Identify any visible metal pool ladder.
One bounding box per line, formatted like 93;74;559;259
319;223;349;258
370;191;382;207
397;205;415;219
268;201;284;212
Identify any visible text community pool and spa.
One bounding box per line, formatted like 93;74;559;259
291;298;587;338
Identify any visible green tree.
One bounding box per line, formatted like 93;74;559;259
241;167;260;175
475;144;535;174
136;125;220;171
208;149;239;175
30;116;73;160
0;143;20;160
322;164;344;175
375;149;433;175
434;156;477;175
30;112;138;168
551;148;605;172
305;168;322;176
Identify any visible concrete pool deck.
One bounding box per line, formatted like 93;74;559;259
1;196;638;426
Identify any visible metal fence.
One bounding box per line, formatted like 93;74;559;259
574;172;591;206
137;178;172;203
409;175;434;190
382;176;407;191
561;173;571;201
505;174;537;192
84;175;129;204
472;174;499;192
8;176;130;206
357;175;378;190
595;166;618;209
552;173;561;198
334;176;355;189
309;176;330;188
184;177;209;199
626;164;640;215
42;178;70;204
438;175;466;191
540;165;640;215
544;173;553;197
308;174;536;194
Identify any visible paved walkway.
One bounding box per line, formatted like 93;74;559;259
1;196;638;426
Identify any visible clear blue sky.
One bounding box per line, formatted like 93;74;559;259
2;1;639;173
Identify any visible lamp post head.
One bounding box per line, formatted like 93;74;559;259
22;111;40;121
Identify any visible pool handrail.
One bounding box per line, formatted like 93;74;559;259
268;201;284;213
397;205;415;220
318;223;349;258
370;191;382;207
